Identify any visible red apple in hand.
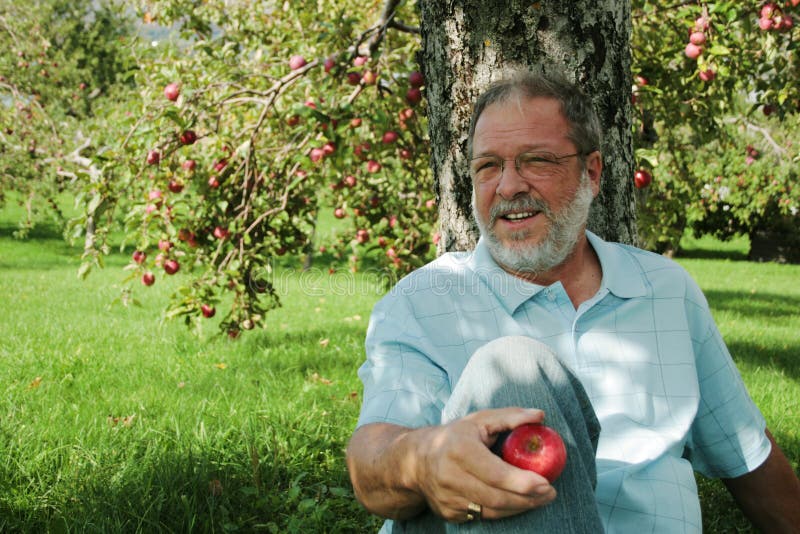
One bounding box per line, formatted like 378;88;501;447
501;423;567;483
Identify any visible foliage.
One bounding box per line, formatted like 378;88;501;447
631;0;800;254
0;0;138;237
689;116;798;241
4;0;800;332
69;0;435;336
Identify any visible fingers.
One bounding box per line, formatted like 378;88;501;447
465;407;546;443
416;408;556;523
427;466;556;523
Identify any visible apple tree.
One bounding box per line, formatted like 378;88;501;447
74;0;643;335
78;0;435;336
0;0;138;237
631;1;799;258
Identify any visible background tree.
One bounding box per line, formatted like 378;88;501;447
3;0;797;334
419;0;637;252
631;0;799;258
0;0;137;237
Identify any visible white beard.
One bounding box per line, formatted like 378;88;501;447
472;172;594;276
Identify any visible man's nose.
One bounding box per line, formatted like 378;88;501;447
495;160;530;200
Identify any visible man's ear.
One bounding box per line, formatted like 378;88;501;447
585;150;603;196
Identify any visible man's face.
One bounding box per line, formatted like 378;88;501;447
470;95;600;274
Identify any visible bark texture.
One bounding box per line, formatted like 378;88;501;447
418;0;637;252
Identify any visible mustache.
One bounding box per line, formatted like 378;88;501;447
488;196;551;226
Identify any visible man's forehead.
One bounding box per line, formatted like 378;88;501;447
472;97;570;151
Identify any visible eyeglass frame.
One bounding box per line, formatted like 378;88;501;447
469;149;597;183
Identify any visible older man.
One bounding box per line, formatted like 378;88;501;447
346;71;800;533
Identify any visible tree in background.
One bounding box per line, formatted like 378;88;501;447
631;0;799;258
78;0;433;336
2;0;798;335
0;0;137;237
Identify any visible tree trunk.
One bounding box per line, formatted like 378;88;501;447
419;0;637;252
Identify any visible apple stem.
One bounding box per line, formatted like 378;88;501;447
527;435;542;452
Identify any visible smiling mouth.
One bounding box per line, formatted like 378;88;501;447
500;210;539;222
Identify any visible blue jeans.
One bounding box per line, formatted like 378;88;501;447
391;336;604;533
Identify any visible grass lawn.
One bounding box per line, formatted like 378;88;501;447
0;205;797;532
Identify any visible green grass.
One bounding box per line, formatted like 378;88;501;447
0;205;798;532
676;237;800;532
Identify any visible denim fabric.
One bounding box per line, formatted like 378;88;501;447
391;336;603;533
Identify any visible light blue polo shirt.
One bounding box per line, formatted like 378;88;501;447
357;231;770;533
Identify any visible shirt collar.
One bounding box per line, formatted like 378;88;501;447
468;231;647;314
585;230;647;299
468;237;549;314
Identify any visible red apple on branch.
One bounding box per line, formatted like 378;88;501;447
141;272;155;286
201;304;216;318
634;169;652;189
362;70;378;85
698;68;716;82
500;423;567;483
689;31;706;45
163;259;180;275
684;43;702;59
168;179;184;193
164;82;180;101
213;226;229;240
146;149;161;165
180;130;197;145
289;54;307;70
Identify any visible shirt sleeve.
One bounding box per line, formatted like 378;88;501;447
682;275;771;478
356;291;450;429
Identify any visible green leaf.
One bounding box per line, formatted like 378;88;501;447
163;108;186;129
707;45;731;56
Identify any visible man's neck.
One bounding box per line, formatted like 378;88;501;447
502;235;602;309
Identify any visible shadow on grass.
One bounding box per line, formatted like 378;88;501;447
0;440;376;533
0;220;66;241
726;339;800;382
704;289;800;320
702;289;800;380
0;224;133;272
676;233;750;261
675;246;750;261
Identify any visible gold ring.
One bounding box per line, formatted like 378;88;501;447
466;501;482;521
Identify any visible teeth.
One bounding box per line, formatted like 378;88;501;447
504;211;535;220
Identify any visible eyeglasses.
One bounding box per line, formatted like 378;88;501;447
469;151;586;183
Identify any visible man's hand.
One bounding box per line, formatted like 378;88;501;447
413;407;557;522
346;407;556;523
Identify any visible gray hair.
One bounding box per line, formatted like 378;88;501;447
466;71;602;161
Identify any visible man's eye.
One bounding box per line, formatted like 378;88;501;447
520;154;556;166
473;159;499;173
